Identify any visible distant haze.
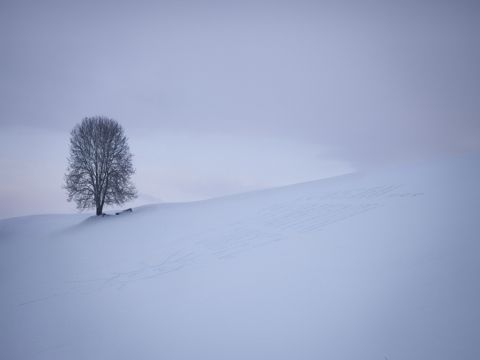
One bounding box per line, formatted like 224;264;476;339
1;0;479;219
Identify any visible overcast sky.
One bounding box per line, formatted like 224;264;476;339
1;0;479;219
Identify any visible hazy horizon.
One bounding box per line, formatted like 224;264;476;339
1;0;479;219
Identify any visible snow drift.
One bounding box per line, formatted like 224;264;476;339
1;154;479;359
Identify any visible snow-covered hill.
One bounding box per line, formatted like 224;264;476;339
1;154;479;360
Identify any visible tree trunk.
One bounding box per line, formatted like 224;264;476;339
96;204;103;216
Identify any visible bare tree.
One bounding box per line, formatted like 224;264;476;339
65;116;137;216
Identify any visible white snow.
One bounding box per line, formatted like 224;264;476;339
1;154;479;359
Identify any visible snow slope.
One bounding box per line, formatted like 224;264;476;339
1;154;479;360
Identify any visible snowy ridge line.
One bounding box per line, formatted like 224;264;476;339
2;154;479;360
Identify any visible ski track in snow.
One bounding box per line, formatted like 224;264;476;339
18;184;424;304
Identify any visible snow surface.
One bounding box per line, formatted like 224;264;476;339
1;154;480;360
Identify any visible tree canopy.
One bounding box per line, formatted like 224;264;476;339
64;116;136;215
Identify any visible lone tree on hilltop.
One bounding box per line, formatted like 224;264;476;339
64;116;137;216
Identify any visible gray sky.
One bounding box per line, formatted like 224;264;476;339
1;0;479;218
